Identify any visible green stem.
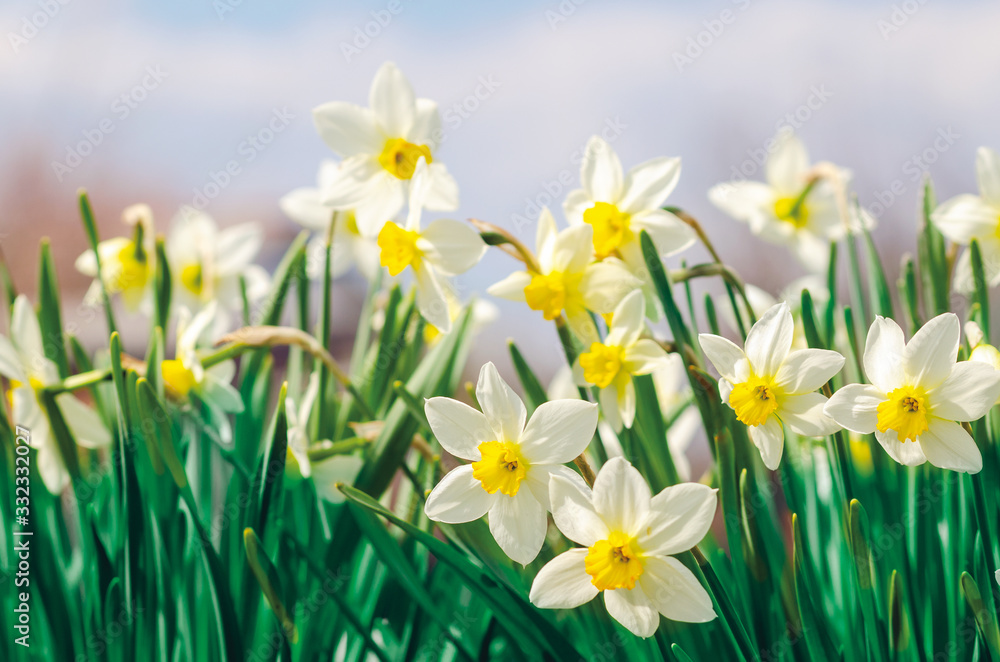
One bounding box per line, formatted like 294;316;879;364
691;546;760;662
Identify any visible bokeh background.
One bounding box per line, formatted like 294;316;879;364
4;0;1000;380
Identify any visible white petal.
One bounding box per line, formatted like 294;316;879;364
931;194;999;245
708;181;774;222
599;383;624;432
622;340;670;377
874;428;927;466
765;129;809;194
202;376;245;414
424;465;494;523
418;219;486;276
562;189;591;227
604;586;659;638
414;266;451;333
347;170;407;237
618;379;637;429
529;549;599;609
639;483;717;556
548;473;608;546
904;313;959;389
698;334;746;383
487;271;531;302
55;393;111;448
579;261;642;315
631;209;697;257
592;456;651;535
744;302;794;377
774;349;845;394
311;456;365;504
280;187;331;231
639;556;716;623
778;392;838;437
930;362;1000;421
369;62;415;138
519;399;597;464
863;317;906;393
424;397;492;461
525;464;587;511
977;147;1000;207
12;296;46;375
215;223;263;275
476;362;527;443
748;417;784;470
423;163;460;212
488;489;546;565
620;156;681;214
0;336;27;382
581;136;624;203
606;290;645;347
36;445;69;494
311;102;381;157
918;418;982;473
409;98;441;148
823;383;883;434
546;225;593;274
536;207;559;252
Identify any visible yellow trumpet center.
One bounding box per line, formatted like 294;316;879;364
471;441;528;497
773;196;810;229
876;385;929;442
378;138;433;180
113;242;150;294
585;531;644;591
580;342;625;389
161;359;197;397
583;202;632;259
180;263;204;296
377;222;422;277
729;375;781;427
524;270;583;321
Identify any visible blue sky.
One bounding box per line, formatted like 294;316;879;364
4;0;1000;371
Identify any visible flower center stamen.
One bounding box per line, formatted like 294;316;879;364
729;375;780;427
378;138;433;180
876;385;929;442
773;196;810;229
583;202;632;259
161;359;197;397
585;531;644;591
377;222;422;276
180;263;204;296
471;441;528;496
580;342;625;389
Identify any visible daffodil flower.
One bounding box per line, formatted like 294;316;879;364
279;159;379;281
708;129;849;271
423;362;598;565
75;203;156;311
825;313;1000;473
285;373;363;503
699;302;845;470
563;136;695;296
487;207;640;343
161;303;244;418
573;290;670;431
166;207;270;322
0;296;111;493
529;457;717;638
312;62;458;235
723;275;831;350
930;147;1000;292
375;159;486;334
966;321;1000;405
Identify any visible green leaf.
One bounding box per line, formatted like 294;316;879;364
37;239;70;378
243;528;297;643
78;189;118;334
508;340;548;413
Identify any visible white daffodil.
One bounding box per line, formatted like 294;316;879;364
722;275;831;350
651;353;703;482
966;322;1000;405
488;207;640;343
699;302;845;470
564;136;695;284
0;296;111;493
75;204;156;312
931;147;1000;292
375;159;486;334
285;372;363;503
825;313;1000;473
574;290;670;431
161;303;243;419
312;62;458;235
529;457;717;638
708;129;849;270
279;159;379;281
423;362;598;565
166;207;270;322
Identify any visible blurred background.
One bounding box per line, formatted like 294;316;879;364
3;0;1000;381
